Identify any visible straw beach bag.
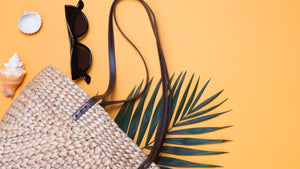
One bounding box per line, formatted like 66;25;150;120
0;0;171;168
0;66;158;168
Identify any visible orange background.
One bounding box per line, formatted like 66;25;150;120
1;0;300;168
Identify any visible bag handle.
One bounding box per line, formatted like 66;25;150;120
72;0;150;120
73;0;172;168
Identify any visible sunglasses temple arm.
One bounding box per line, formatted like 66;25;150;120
82;71;91;84
76;0;84;10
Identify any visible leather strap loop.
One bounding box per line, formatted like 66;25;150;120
73;95;99;121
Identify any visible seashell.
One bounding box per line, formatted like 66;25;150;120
0;70;25;98
0;53;26;98
18;11;42;34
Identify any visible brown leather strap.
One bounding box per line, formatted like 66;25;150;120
73;1;171;168
73;0;150;120
112;0;172;167
134;1;171;168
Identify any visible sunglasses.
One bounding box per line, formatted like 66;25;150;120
65;0;91;84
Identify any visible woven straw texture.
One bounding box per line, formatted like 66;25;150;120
0;66;158;169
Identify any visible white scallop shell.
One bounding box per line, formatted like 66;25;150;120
18;11;42;34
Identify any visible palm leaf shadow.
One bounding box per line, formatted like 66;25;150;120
114;72;231;168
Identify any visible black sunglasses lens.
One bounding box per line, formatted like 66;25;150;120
76;43;91;71
65;6;88;37
71;43;92;81
72;11;88;37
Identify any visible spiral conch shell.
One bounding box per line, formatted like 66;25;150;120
0;53;26;98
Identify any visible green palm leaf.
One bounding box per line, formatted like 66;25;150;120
184;99;229;120
168;126;231;135
136;79;161;146
114;87;136;125
169;72;183;117
115;82;143;132
157;157;221;168
164;138;230;145
145;146;226;155
176;111;231;127
159;167;172;169
114;72;231;168
188;90;224;116
172;73;193;126
180;76;200;119
188;79;211;114
127;79;153;139
145;97;162;145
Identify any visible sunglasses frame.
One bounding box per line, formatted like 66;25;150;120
65;0;92;84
